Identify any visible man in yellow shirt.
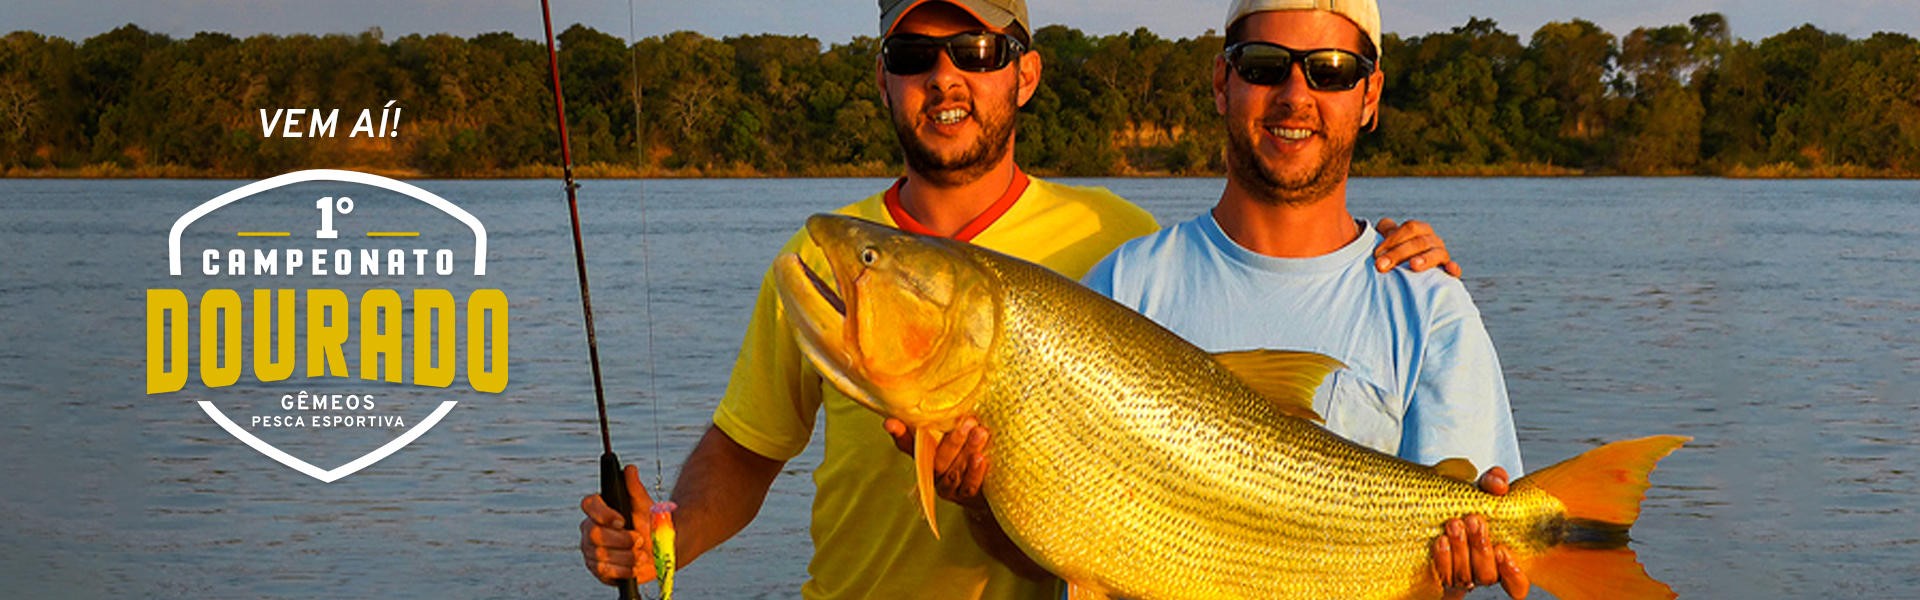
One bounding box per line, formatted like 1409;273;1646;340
578;1;1455;598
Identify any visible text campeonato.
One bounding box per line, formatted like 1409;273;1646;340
202;247;458;277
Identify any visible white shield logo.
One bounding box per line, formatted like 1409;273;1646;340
152;170;498;482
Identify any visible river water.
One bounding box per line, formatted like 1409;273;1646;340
1;177;1915;598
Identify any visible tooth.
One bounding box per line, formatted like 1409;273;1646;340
1268;127;1312;140
934;108;969;125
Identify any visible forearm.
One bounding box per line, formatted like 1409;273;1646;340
666;424;786;567
964;505;1053;580
1409;312;1523;475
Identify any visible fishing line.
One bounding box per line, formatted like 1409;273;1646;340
627;0;666;499
627;5;678;597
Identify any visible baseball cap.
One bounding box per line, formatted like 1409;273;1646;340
880;0;1032;45
1225;0;1381;58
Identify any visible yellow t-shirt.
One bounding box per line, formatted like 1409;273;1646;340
712;174;1159;600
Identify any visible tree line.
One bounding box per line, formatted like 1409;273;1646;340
2;14;1916;177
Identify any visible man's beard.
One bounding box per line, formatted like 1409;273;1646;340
1223;99;1356;206
889;86;1018;187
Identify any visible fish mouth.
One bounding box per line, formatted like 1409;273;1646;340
773;252;849;363
775;214;999;428
798;252;846;317
771;221;889;416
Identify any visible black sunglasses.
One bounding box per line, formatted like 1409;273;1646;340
1223;41;1376;91
882;32;1025;76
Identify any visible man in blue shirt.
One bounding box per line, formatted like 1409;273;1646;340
1081;0;1529;597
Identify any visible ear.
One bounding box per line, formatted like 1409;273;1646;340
1361;66;1383;131
875;56;891;110
1015;48;1042;107
1213;55;1231;115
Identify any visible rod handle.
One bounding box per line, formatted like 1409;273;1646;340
601;451;641;600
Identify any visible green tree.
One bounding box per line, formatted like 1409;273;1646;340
1529;20;1615;145
1755;25;1849;165
1371;18;1522;166
4;17;1916;177
1615;24;1704;172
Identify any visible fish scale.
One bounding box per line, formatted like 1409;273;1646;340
969;252;1536;599
773;214;1685;600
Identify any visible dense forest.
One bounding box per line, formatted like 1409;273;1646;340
2;14;1917;177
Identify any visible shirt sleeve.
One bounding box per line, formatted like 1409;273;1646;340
710;244;826;463
1080;251;1123;299
1398;288;1525;477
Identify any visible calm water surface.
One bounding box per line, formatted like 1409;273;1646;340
1;177;1916;598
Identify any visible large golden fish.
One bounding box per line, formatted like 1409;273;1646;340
773;214;1686;600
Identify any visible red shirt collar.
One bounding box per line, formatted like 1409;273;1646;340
883;169;1030;243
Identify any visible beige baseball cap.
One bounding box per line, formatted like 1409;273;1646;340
1225;0;1381;57
880;0;1032;44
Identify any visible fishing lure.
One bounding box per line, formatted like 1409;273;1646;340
650;502;678;600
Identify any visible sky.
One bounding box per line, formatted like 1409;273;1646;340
3;0;1916;45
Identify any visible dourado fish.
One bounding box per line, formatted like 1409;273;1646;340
772;214;1687;600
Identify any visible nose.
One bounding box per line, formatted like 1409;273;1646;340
1268;60;1317;113
924;48;966;92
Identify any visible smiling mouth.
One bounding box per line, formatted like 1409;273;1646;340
931;107;970;126
1267;126;1314;141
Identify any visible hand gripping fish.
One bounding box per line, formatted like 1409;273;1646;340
772;214;1687;600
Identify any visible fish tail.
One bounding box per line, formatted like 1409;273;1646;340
1512;435;1690;600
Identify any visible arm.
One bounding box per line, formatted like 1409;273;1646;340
1408;295;1528;598
581;236;817;585
667;425;787;565
1401;283;1522;475
579;425;786;584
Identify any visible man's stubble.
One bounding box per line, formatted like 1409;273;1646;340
888;84;1020;187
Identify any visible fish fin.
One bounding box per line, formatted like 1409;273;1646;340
913;428;943;540
1063;583;1110;600
1430;457;1479;483
1510;435;1689;600
1209;350;1343;423
1522;547;1676;600
1516;435;1690;524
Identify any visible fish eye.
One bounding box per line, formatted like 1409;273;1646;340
861;248;879;265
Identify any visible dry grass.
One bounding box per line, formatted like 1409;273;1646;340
1718;162;1917;179
1352;161;1585;177
6;163;230;178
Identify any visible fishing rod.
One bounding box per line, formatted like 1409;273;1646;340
536;1;673;598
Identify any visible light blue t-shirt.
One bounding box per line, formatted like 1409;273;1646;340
1082;211;1523;477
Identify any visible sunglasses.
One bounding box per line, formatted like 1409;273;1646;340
1223;42;1376;91
882;32;1025;76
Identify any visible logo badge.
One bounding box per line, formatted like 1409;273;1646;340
147;169;509;482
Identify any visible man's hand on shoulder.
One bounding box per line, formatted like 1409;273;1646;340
1374;218;1463;277
1433;466;1530;599
884;416;991;509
